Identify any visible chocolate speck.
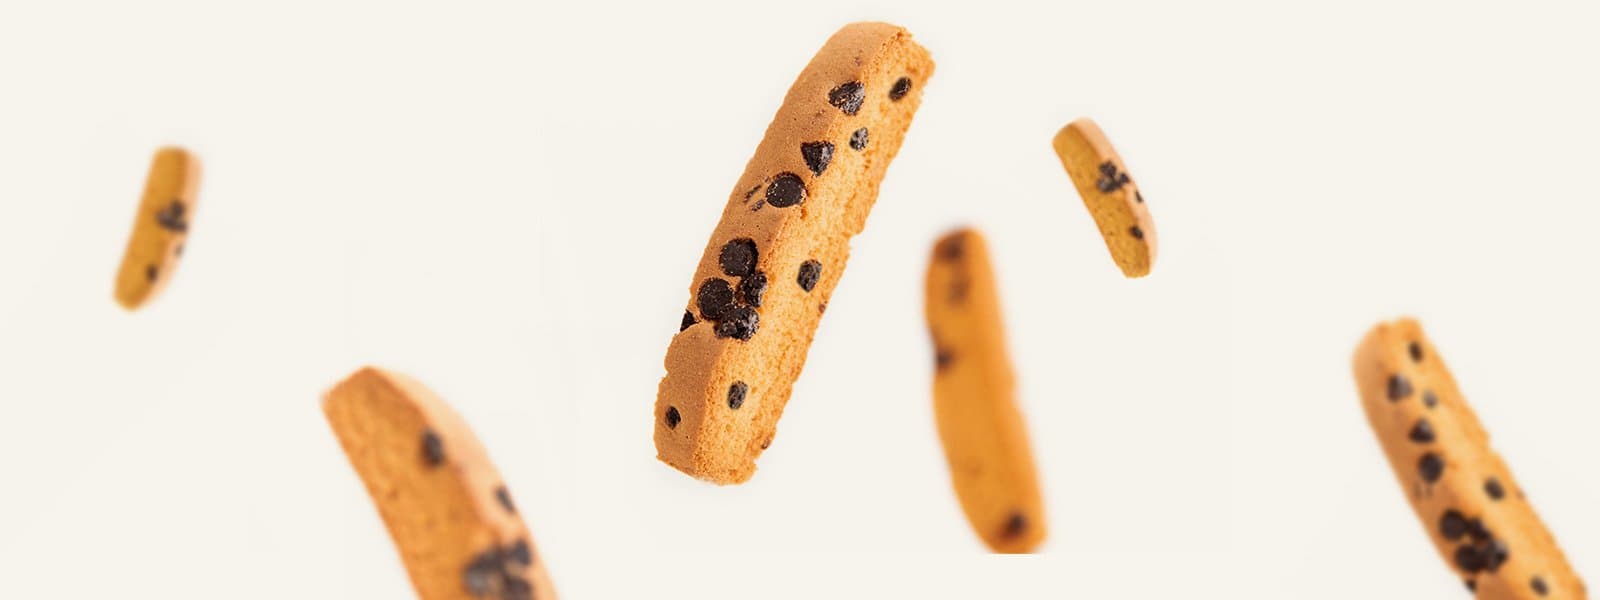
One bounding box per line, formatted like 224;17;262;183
145;264;159;282
1532;576;1548;596
505;539;533;567
664;407;681;429
1387;374;1413;401
801;141;834;176
935;348;955;372
1440;510;1468;540
680;311;696;332
495;486;516;514
828;81;865;115
1485;477;1505;501
727;381;748;410
1000;512;1028;539
719;239;758;278
764;173;806;208
422;429;446;466
1423;390;1439;409
850;127;869;151
1419;452;1444;483
889;77;913;101
1129;226;1144;240
1408;341;1424;362
797;260;822;292
1409;419;1435;444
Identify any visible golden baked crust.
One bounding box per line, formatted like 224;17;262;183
1353;320;1585;598
924;228;1045;553
654;22;935;484
114;146;199;309
1051;119;1155;278
324;367;557;600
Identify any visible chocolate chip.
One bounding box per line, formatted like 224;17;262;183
1408;341;1424;362
464;550;502;596
801;141;834;176
797;260;822;292
850;127;869;151
715;306;759;341
495;486;516;514
1485;477;1505;501
500;574;533;600
1129;226;1144;240
1423;390;1439;409
505;539;533;567
422;429;445;466
719;239;758;277
935;348;955;372
1466;579;1477;592
1455;544;1488;573
664;406;681;429
1485;539;1510;572
1000;512;1027;539
1532;576;1548;596
1096;161;1131;193
680;311;696;332
697;278;736;320
739;272;768;307
1440;510;1468;540
1419;452;1444;483
1135;190;1145;203
727;381;748;410
1465;518;1490;542
145;264;158;282
827;81;865;115
765;172;806;208
155;200;188;233
1387;374;1413;402
1409;419;1435;444
937;235;966;262
889;77;912;101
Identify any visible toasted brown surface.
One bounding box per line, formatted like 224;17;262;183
654;22;935;484
1052;119;1155;278
324;367;557;600
114;146;200;309
924;228;1045;553
1353;320;1585;599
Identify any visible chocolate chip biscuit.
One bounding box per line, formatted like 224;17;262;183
114;146;200;309
1051;119;1155;278
1353;319;1585;598
655;22;935;484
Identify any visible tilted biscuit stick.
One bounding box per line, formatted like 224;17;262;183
114;146;200;309
655;22;935;484
1052;119;1155;278
924;228;1046;553
324;367;557;600
1353;319;1585;598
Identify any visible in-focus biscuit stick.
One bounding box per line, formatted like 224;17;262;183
1353;319;1585;598
924;228;1045;553
654;22;935;484
1052;118;1156;278
324;367;557;600
114;146;200;310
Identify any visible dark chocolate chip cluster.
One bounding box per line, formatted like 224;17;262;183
1095;161;1132;193
463;538;537;600
155;199;189;233
690;238;766;341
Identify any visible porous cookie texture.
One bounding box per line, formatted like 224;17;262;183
114;146;200;309
924;228;1045;553
1353;320;1585;599
655;21;935;484
324;367;557;600
1051;119;1155;278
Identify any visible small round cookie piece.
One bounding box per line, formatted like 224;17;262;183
1051;119;1156;278
654;21;936;484
1352;319;1585;598
924;228;1046;553
114;146;201;310
323;367;558;600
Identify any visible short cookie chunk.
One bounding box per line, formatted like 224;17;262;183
324;367;558;600
655;21;935;484
114;146;200;309
925;228;1045;553
1051;119;1155;278
1353;319;1585;599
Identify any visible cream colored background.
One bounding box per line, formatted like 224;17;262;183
0;0;1595;597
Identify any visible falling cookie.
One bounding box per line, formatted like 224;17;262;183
1353;319;1585;598
924;228;1046;553
114;146;200;309
655;21;935;484
324;367;558;600
1051;119;1155;278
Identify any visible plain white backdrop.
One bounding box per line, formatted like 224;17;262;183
1;1;1595;597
